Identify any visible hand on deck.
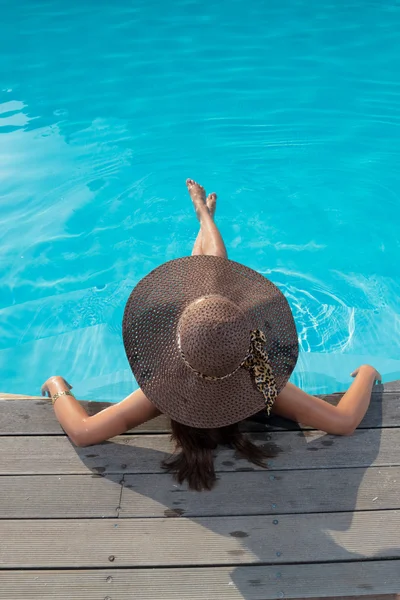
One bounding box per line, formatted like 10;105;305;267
350;365;382;384
41;375;72;398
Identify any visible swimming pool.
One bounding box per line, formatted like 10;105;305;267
1;0;399;401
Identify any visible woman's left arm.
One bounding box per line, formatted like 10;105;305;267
42;376;160;447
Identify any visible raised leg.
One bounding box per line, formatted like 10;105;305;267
191;191;217;255
187;179;227;258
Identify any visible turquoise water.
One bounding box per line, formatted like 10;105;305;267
1;0;400;402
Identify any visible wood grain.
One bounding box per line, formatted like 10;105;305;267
0;390;397;434
0;427;397;475
0;475;121;518
0;512;399;568
1;562;399;600
120;466;400;517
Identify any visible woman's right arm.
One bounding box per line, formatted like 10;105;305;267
42;376;160;447
273;365;381;435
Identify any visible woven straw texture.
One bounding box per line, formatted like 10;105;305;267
123;255;298;428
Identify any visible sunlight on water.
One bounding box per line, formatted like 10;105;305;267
1;0;400;400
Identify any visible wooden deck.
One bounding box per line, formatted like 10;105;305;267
0;383;399;600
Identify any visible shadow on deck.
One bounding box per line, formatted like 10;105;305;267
0;382;399;599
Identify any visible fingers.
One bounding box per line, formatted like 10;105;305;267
350;365;382;382
65;379;73;390
41;376;73;397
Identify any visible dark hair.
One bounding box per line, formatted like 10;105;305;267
162;419;270;491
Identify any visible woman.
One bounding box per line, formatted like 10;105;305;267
42;179;381;491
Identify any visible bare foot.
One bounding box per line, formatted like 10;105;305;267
186;179;207;221
206;192;217;218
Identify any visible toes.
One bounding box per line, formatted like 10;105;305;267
186;178;194;188
186;178;206;200
186;178;204;191
206;192;217;206
206;193;217;216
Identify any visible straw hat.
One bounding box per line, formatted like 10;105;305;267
123;255;298;428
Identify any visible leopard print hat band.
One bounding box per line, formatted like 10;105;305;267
179;329;278;416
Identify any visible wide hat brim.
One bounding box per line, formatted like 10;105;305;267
123;255;298;429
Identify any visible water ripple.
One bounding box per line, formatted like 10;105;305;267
1;0;400;398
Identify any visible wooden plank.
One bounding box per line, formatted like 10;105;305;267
1;562;400;600
0;428;398;475
0;399;170;435
0;391;399;434
1;393;398;435
0;469;396;521
379;380;400;392
248;391;399;431
0;434;171;475
120;467;400;518
1;468;398;520
0;475;121;519
0;511;399;568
